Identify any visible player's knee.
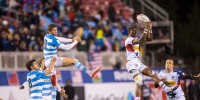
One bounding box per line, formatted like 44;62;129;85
144;68;154;77
133;75;143;85
73;59;79;64
74;59;78;62
148;70;154;77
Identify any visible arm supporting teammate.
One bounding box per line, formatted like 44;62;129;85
44;57;56;75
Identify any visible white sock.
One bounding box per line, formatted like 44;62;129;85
158;81;166;88
135;97;140;100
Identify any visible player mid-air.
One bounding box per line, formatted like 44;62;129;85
155;58;200;100
43;24;100;78
125;22;178;100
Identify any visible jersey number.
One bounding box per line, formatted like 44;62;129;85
28;79;32;88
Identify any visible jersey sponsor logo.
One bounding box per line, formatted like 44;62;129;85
171;76;175;79
114;71;133;81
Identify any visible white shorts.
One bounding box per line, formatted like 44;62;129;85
42;96;52;100
45;57;63;68
126;59;147;77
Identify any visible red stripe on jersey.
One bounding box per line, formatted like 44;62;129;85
126;44;134;52
177;78;181;86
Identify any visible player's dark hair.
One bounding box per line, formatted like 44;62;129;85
166;58;174;65
38;57;44;66
26;59;36;72
48;24;57;31
128;26;137;33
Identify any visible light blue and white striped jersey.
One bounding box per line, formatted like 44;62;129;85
26;70;56;99
51;86;57;100
41;75;52;98
27;70;45;99
43;34;61;61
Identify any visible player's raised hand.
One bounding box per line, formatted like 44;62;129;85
146;21;152;30
72;36;81;42
77;36;81;42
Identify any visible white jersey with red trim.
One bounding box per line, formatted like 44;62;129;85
157;70;185;98
125;37;140;60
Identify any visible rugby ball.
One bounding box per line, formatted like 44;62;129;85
136;14;150;24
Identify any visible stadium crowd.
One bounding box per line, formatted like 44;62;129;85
0;0;133;52
0;0;169;52
0;0;199;100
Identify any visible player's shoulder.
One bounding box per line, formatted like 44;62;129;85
158;70;165;75
45;33;55;38
125;37;134;42
27;72;31;76
27;71;37;78
174;69;184;74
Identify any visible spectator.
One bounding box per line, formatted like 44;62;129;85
30;10;40;26
20;11;31;27
0;0;157;53
107;2;116;22
142;84;152;100
64;80;75;100
188;80;199;100
113;59;121;70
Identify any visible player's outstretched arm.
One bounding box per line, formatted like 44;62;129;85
19;81;28;89
58;41;78;51
55;37;73;43
132;22;151;45
146;22;153;42
44;57;56;75
184;73;200;80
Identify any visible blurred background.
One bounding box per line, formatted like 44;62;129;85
0;0;199;100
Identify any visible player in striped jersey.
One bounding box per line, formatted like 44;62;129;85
155;58;200;100
25;57;56;99
37;57;65;100
20;57;65;100
43;24;100;79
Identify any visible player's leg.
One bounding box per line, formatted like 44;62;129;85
135;83;142;100
141;67;161;83
126;61;143;100
45;57;100;77
62;57;100;78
